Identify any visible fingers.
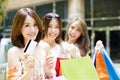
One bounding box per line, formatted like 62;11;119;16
19;53;35;70
19;53;29;61
45;56;54;68
24;56;35;64
46;56;54;63
24;56;35;68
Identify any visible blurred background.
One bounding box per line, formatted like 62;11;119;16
0;0;120;79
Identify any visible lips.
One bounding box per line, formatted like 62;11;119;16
48;32;57;38
69;33;75;38
28;33;36;36
28;33;37;38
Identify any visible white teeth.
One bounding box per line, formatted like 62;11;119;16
29;33;36;36
49;33;55;36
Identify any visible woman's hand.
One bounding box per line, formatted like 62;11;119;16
44;56;56;78
19;53;35;72
24;55;35;70
18;53;35;80
44;56;54;69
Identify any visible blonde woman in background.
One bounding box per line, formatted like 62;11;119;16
63;18;90;57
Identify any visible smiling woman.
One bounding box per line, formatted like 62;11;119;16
7;8;44;80
64;18;90;57
39;12;63;78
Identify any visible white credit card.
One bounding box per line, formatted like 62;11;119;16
24;39;37;55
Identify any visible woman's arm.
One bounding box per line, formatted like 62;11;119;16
7;48;35;80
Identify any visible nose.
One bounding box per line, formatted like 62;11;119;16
31;26;35;31
71;29;75;33
51;28;56;32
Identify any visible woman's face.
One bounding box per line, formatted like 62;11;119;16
68;21;82;43
21;15;39;44
47;19;60;41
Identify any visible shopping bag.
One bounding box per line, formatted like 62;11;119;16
55;57;68;76
60;56;99;80
93;52;96;68
93;40;120;80
96;51;109;80
45;76;66;80
102;49;120;80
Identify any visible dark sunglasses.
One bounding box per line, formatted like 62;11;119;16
45;13;61;20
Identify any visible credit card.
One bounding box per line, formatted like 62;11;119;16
24;39;37;55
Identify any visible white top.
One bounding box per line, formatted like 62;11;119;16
38;40;64;77
31;44;46;79
61;42;81;58
38;40;81;77
51;44;63;57
38;40;63;57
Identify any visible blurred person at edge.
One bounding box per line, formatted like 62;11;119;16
63;18;90;57
7;8;45;80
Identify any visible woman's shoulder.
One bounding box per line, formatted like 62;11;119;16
61;41;74;49
39;40;50;47
38;40;51;52
61;41;67;45
7;46;23;68
61;41;68;47
61;41;74;46
8;46;22;55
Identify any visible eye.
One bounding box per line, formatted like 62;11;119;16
71;26;74;29
25;24;29;27
34;23;38;27
55;26;59;28
76;26;80;32
48;24;52;28
77;29;80;32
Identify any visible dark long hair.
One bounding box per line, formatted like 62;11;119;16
11;8;43;48
42;12;62;44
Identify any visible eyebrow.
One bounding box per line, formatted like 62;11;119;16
24;22;29;24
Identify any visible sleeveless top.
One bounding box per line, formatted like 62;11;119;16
7;46;46;80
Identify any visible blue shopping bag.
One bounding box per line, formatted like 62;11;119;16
102;49;120;80
93;40;120;80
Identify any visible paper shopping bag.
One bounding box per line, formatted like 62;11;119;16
102;49;120;80
96;51;109;80
60;56;99;80
93;40;120;80
55;57;68;76
45;76;66;80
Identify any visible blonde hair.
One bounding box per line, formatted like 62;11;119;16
65;18;90;56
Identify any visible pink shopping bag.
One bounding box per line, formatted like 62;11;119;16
45;76;66;80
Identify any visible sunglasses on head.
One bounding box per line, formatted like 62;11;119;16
74;18;81;21
45;13;61;20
